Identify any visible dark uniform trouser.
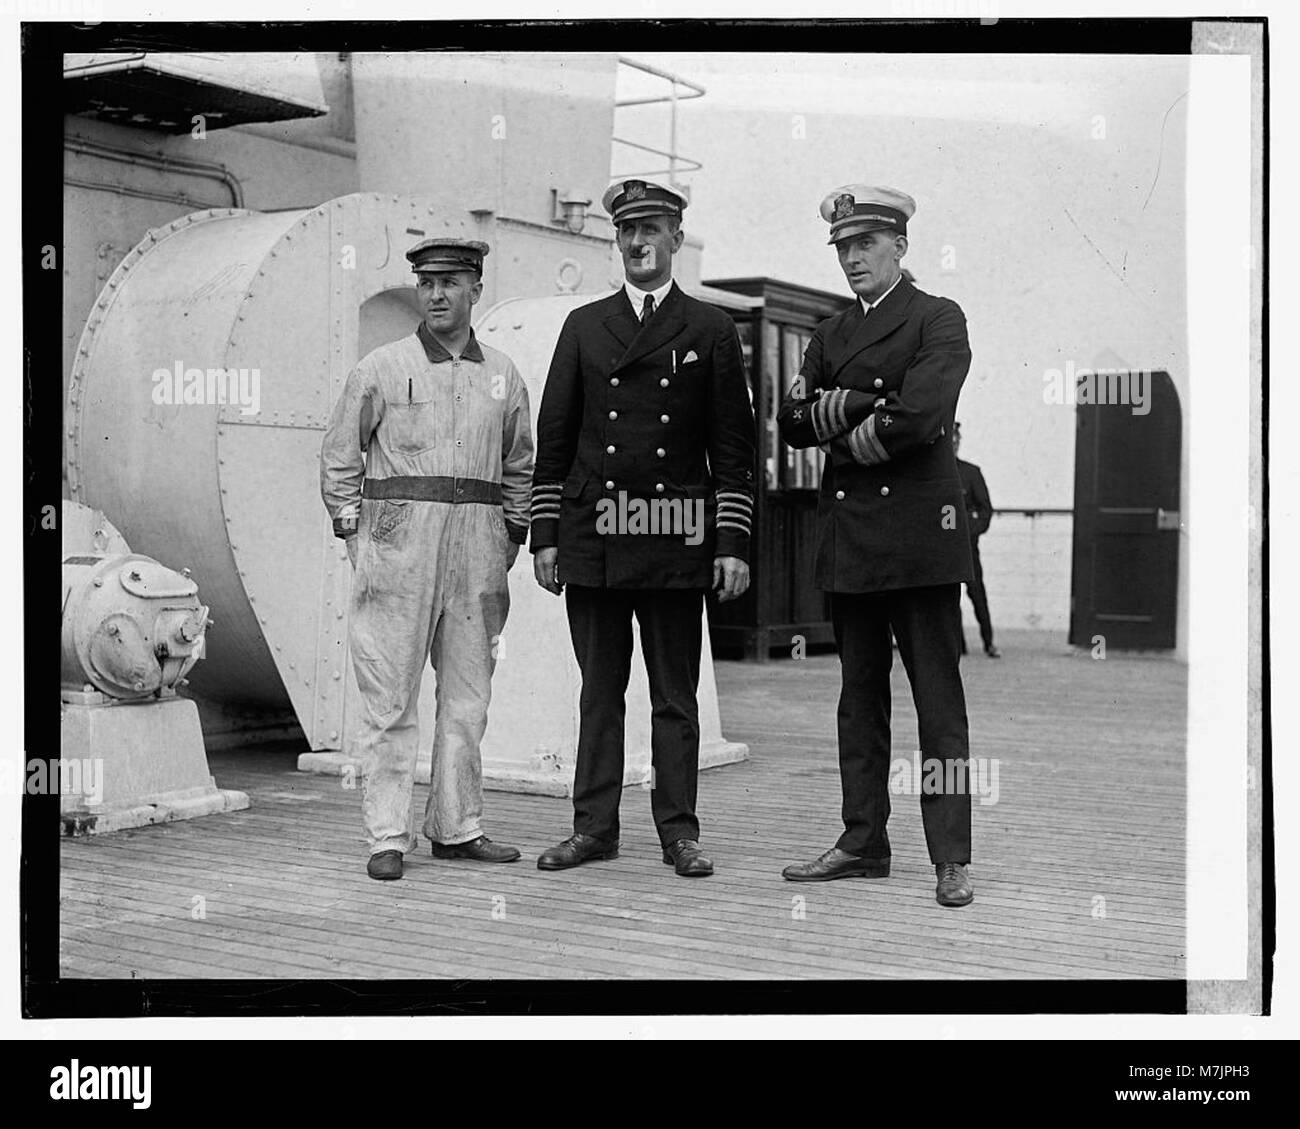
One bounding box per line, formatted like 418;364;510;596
831;583;971;865
964;537;995;651
564;585;704;846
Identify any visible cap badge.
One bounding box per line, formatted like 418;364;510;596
625;180;647;201
833;193;856;221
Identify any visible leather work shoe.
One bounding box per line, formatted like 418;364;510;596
662;839;714;877
366;849;403;881
537;833;619;871
431;835;521;863
935;862;974;907
782;847;891;882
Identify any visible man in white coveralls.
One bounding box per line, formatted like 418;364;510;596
321;237;534;881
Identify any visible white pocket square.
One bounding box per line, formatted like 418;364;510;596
682;350;699;364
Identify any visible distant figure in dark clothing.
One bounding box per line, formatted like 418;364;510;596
954;423;1000;658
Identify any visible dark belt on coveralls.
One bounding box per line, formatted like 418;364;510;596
362;476;502;504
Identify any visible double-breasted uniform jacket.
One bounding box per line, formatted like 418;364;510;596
530;283;757;588
777;276;974;593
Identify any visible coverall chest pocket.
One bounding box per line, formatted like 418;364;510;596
384;396;438;456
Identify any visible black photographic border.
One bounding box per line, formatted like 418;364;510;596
23;13;1270;1021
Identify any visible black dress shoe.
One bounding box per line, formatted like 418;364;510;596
782;847;890;882
662;839;714;877
537;833;619;871
935;862;974;906
431;835;521;863
366;849;403;881
984;644;1001;658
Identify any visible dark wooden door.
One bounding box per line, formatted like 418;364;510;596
1069;370;1181;649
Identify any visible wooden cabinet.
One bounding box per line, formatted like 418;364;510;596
700;277;854;660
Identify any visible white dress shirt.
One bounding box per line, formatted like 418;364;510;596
624;277;675;320
859;272;903;315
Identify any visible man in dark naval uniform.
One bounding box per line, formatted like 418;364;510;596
953;422;1000;658
529;177;756;878
777;184;976;907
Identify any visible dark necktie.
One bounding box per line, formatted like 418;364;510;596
641;293;655;323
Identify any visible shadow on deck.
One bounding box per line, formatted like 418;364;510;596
60;629;1186;980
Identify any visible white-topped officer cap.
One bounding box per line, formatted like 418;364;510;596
819;185;916;244
601;177;689;225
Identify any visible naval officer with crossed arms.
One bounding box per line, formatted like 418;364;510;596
778;185;978;907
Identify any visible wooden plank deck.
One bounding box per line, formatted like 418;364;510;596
60;629;1186;980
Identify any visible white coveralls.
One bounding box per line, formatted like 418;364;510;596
320;328;533;855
